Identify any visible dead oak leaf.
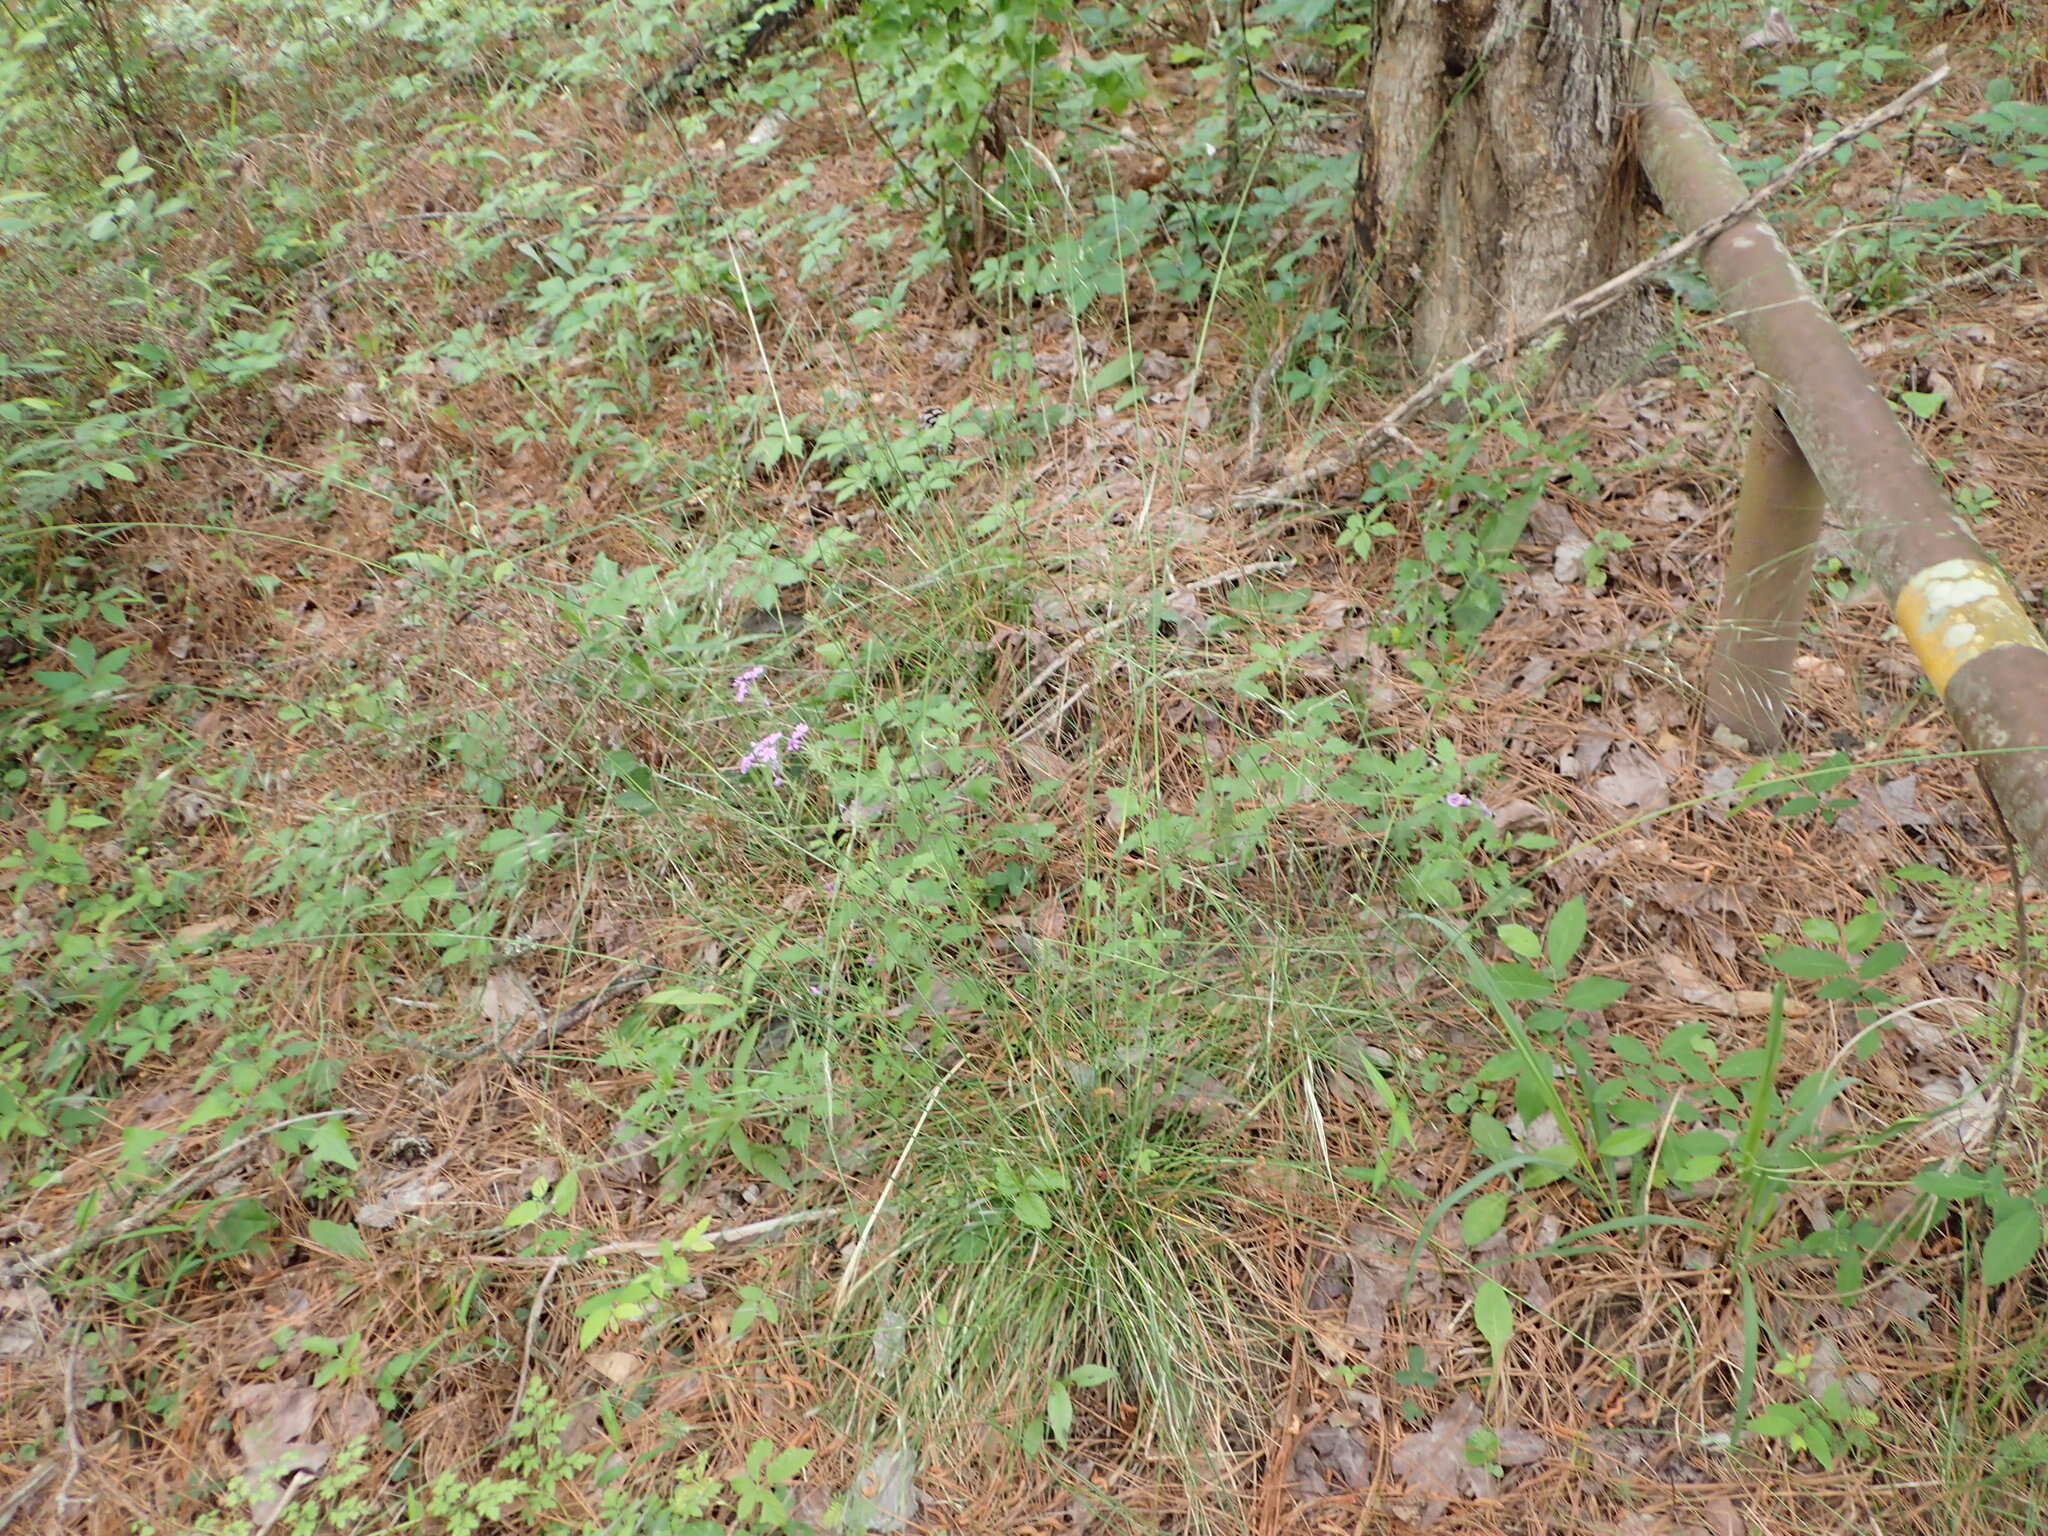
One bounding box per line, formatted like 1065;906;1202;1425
1289;1422;1373;1496
478;968;543;1028
1651;955;1810;1020
227;1383;328;1527
1390;1394;1547;1525
1591;747;1671;812
1342;1221;1408;1363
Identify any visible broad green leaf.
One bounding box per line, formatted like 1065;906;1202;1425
1496;924;1542;961
1982;1203;2042;1288
1748;1403;1803;1435
1484;961;1555;1003
1546;899;1588;973
1597;1125;1655;1159
644;987;731;1010
1012;1191;1053;1230
1462;1191;1509;1246
1473;1050;1523;1083
303;1118;357;1170
1474;1281;1513;1360
1564;976;1629;1012
1766;946;1849;980
307;1219;371;1261
1469;1113;1517;1162
503;1199;546;1229
1046;1380;1073;1447
1068;1364;1115;1388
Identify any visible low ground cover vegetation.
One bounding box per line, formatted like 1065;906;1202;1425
3;0;2047;1530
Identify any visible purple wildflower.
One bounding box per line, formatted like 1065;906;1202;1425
734;665;767;703
1444;792;1472;808
736;722;810;786
737;730;786;781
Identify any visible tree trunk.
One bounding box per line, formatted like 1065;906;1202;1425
1354;0;1656;396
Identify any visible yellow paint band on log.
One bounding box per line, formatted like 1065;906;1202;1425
1895;557;2048;697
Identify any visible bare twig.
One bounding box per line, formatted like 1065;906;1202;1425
509;964;661;1063
1241;307;1325;472
54;1327;84;1521
1014;678;1099;745
1974;763;2032;1164
1002;559;1296;725
1841;249;2034;332
1238;63;1951;510
835;1060;961;1313
508;1254;568;1437
0;1462;58;1532
5;1109;358;1279
383;963;662;1066
482;1206;842;1267
1253;65;1369;101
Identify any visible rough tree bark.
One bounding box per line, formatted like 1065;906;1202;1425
1354;0;1657;395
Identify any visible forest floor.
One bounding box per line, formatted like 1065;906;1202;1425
3;2;2048;1533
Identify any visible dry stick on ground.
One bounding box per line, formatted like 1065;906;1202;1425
488;1206;843;1268
508;1254;570;1437
501;1204;844;1434
508;964;662;1063
54;1327;85;1521
4;1109;359;1279
1237;63;1951;511
1002;559;1297;727
1974;763;2033;1163
1252;65;1369;101
834;1057;964;1313
0;1464;58;1532
1840;248;2037;332
381;963;662;1066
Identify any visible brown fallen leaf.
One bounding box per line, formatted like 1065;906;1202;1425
1592;747;1671;812
227;1383;327;1528
1344;1222;1407;1363
1290;1422;1373;1496
1389;1394;1547;1527
1869;1276;1937;1338
0;1282;55;1362
355;1168;453;1229
1651;955;1809;1019
478;969;543;1028
1559;730;1616;780
1740;8;1799;51
1839;774;1937;837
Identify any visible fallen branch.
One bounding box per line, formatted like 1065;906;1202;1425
1237;62;1950;510
381;963;662;1067
1253;65;1369;101
483;1206;843;1267
509;963;661;1063
1002;559;1297;726
4;1109;358;1279
497;1203;843;1434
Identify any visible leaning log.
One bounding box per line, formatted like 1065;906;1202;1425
1636;62;2048;871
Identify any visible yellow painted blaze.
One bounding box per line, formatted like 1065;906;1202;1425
1895;557;2048;696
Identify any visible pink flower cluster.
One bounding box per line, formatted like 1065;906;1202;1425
737;722;809;785
734;665;767;703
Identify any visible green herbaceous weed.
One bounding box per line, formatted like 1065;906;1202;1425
4;0;2048;1531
